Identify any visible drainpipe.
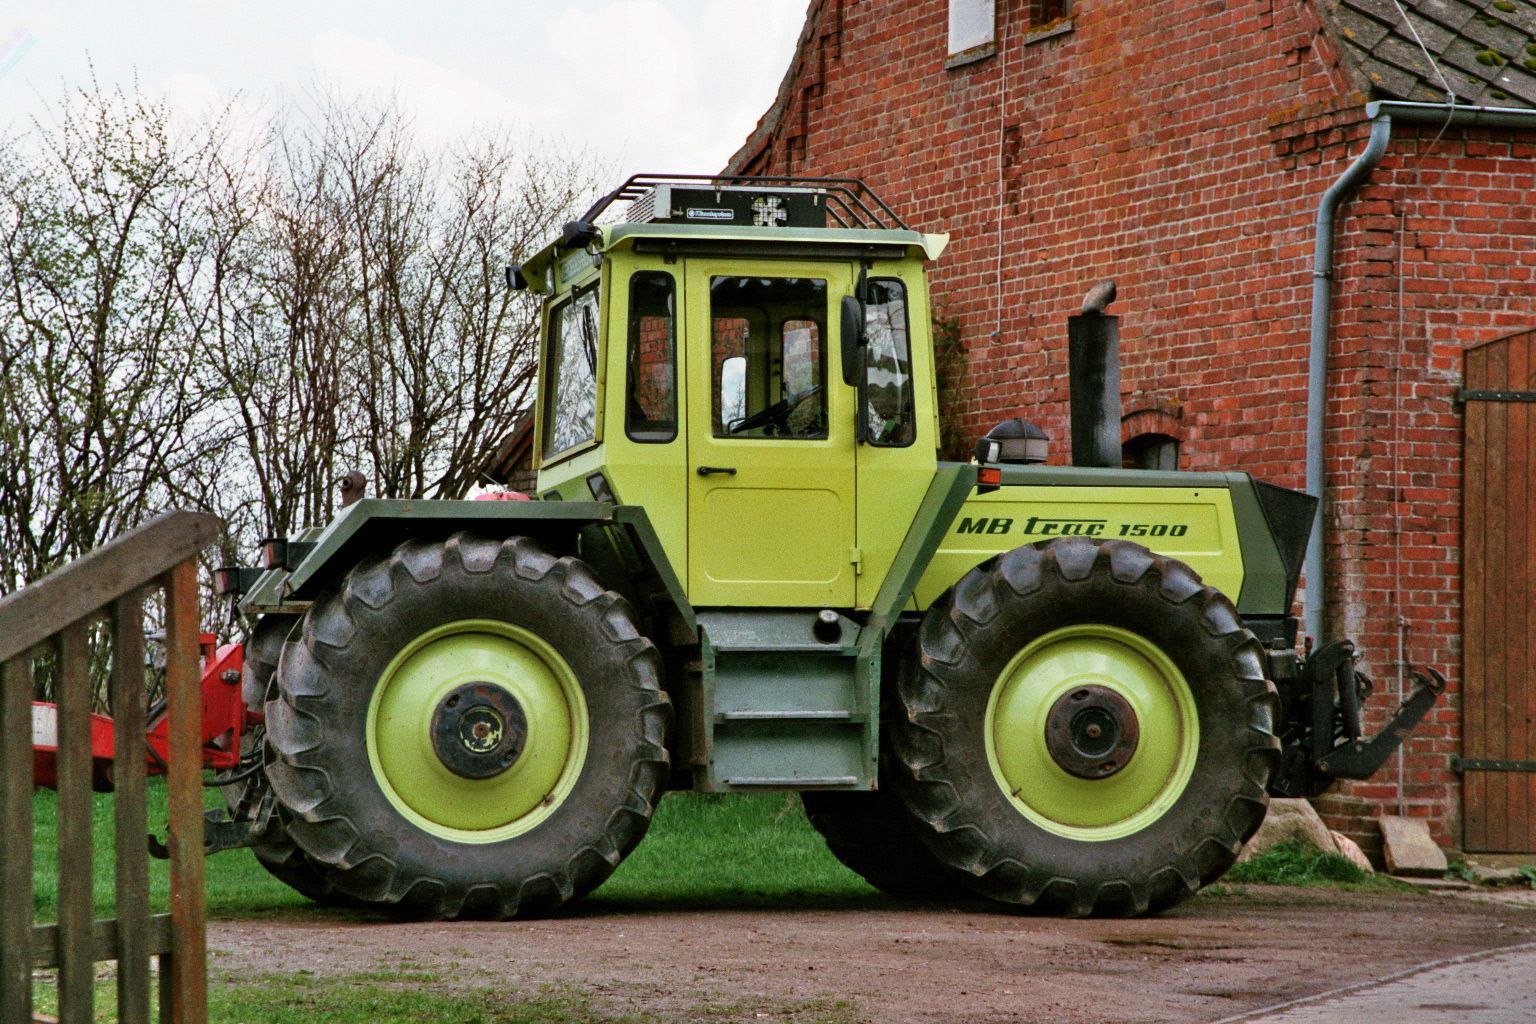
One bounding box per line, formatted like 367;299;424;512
1302;99;1536;644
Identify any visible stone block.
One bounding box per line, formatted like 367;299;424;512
1379;815;1449;877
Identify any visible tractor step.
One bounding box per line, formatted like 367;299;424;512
693;610;878;793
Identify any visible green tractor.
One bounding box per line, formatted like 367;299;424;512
220;174;1443;918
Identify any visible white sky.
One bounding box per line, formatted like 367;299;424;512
0;1;806;174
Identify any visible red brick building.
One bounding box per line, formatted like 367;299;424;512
727;0;1536;857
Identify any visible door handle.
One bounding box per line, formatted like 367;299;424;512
695;465;738;477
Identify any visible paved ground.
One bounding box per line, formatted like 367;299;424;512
1223;941;1536;1024
211;884;1536;1023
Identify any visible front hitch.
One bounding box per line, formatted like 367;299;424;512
1269;639;1447;798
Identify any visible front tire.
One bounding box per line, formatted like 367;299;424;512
890;538;1278;916
264;533;671;919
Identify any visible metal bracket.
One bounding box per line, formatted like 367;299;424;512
1317;667;1447;780
149;783;281;859
1455;388;1536;406
1450;756;1536;774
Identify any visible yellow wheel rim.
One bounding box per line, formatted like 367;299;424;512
365;619;588;844
984;624;1199;841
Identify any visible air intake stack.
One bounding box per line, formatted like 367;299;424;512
1068;280;1122;469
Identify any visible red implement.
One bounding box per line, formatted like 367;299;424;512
31;632;253;792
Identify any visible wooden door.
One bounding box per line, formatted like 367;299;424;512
1463;329;1536;852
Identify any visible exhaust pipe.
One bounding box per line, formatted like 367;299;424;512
1068;280;1121;468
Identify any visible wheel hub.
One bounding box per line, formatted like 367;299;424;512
1044;684;1140;779
430;682;528;779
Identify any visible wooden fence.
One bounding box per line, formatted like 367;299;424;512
0;511;221;1024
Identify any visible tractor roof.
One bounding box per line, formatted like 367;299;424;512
516;173;948;296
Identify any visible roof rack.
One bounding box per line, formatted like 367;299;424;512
578;173;910;231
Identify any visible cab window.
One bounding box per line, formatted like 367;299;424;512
710;276;827;439
864;279;915;447
543;285;600;457
626;272;676;442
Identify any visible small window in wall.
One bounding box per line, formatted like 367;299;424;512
1123;433;1180;471
1030;0;1073;26
626;271;676;443
947;0;996;65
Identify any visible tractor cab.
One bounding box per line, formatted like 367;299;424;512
515;174;949;611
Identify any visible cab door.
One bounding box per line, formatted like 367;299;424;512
684;260;857;607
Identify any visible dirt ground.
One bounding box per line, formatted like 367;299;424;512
210;886;1536;1024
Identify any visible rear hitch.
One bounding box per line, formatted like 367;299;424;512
1269;639;1446;798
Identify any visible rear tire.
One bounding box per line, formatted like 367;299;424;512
802;786;973;899
219;614;356;905
265;533;671;919
890;538;1279;916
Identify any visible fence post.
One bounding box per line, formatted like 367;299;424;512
165;560;207;1024
0;657;35;1022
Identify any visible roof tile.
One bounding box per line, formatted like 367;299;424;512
1321;0;1536;108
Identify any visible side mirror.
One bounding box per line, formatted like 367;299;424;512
839;295;865;387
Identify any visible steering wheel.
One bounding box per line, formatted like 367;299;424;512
727;385;823;435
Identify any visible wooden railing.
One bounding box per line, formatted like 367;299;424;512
0;511;222;1024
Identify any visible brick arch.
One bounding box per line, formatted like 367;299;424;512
1120;396;1182;448
1121;396;1183;471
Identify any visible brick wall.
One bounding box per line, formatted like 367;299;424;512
731;0;1536;854
1318;128;1536;854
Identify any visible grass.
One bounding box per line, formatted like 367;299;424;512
590;791;879;908
213;973;863;1023
37;972;866;1024
210;974;658;1024
28;781;876;922
30;779;316;920
1223;839;1403;890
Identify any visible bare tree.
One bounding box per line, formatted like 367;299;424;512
0;84;598;622
0;85;220;594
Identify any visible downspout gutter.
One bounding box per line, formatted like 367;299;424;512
1303;99;1536;643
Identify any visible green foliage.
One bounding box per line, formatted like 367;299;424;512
1444;859;1477;883
1520;865;1536;888
1225;839;1391;889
